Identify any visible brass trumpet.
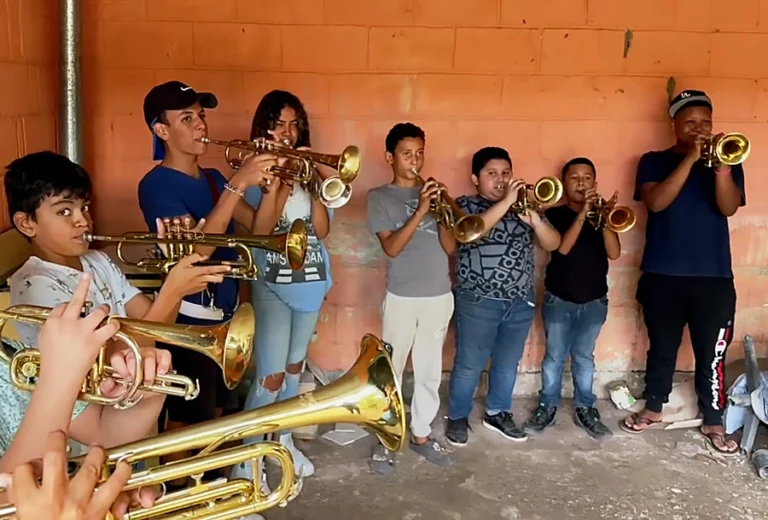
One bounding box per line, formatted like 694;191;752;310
412;169;486;244
201;136;361;209
701;132;750;169
585;196;636;233
0;302;255;409
85;218;308;281
0;334;405;520
504;176;564;215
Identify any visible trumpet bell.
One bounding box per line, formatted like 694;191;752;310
336;145;362;184
533;176;564;206
606;206;636;233
454;215;486;244
319;177;353;209
283;218;309;272
714;132;750;166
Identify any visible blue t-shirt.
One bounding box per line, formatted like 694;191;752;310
137;165;240;316
633;147;746;278
244;185;333;313
454;195;535;301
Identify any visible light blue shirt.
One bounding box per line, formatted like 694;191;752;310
244;185;333;313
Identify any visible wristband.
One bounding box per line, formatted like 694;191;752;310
715;166;732;176
224;183;245;197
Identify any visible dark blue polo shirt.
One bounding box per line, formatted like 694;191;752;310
633;148;745;279
138;165;240;317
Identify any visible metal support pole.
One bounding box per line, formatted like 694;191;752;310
59;0;82;163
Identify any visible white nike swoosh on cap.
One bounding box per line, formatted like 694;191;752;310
180;86;192;91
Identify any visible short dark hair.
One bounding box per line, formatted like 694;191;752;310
385;123;425;154
250;90;311;148
471;147;512;176
4;151;92;227
560;157;596;178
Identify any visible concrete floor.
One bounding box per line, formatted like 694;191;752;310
264;397;768;520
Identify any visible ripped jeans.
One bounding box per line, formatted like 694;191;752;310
242;281;320;444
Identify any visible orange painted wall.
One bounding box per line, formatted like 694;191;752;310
0;0;57;231
78;0;768;375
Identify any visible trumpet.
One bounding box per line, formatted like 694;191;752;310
701;132;750;169
201;136;361;209
0;302;255;409
0;334;405;520
412;168;486;244
584;196;636;233
501;176;564;215
85;218;309;281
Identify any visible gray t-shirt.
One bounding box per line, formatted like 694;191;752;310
366;184;451;297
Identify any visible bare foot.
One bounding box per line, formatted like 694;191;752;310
700;425;739;455
620;409;662;433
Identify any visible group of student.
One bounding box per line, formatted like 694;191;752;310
0;84;746;519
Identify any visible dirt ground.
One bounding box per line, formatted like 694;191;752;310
265;397;768;520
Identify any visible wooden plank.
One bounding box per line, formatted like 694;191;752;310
0;228;30;288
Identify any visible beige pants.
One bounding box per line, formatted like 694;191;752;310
381;291;454;438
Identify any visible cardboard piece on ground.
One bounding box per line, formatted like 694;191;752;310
629;377;702;427
321;424;369;446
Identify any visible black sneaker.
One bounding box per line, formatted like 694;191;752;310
445;417;470;447
523;404;557;433
574;407;613;439
482;412;528;442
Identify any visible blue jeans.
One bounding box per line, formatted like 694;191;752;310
540;291;608;409
448;289;536;420
242;281;319;446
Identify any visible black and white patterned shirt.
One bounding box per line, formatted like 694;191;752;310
455;195;535;301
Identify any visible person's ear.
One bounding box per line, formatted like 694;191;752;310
385;151;394;166
152;122;170;142
13;212;36;239
471;173;479;186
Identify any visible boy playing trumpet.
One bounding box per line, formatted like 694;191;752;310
523;157;619;439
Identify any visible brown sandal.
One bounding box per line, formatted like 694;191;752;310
619;412;662;434
701;430;739;456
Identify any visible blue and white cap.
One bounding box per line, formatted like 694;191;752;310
143;81;218;161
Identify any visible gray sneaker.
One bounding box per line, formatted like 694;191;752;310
409;439;457;467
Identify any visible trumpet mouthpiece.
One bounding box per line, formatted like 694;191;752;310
199;136;211;144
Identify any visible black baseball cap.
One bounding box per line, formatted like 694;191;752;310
143;81;218;161
668;89;712;119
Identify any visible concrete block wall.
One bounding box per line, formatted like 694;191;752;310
0;0;58;231
10;1;768;383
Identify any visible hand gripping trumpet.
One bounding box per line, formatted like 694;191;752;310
0;334;405;520
200;136;361;209
700;132;751;169
84;218;309;281
584;196;637;233
505;176;564;215
411;168;486;244
0;301;255;409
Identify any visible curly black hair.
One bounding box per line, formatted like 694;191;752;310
5;151;92;227
249;90;311;148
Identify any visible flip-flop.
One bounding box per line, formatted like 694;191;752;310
701;431;740;457
619;412;662;434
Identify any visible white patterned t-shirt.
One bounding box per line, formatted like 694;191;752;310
9;251;142;347
0;338;88;457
